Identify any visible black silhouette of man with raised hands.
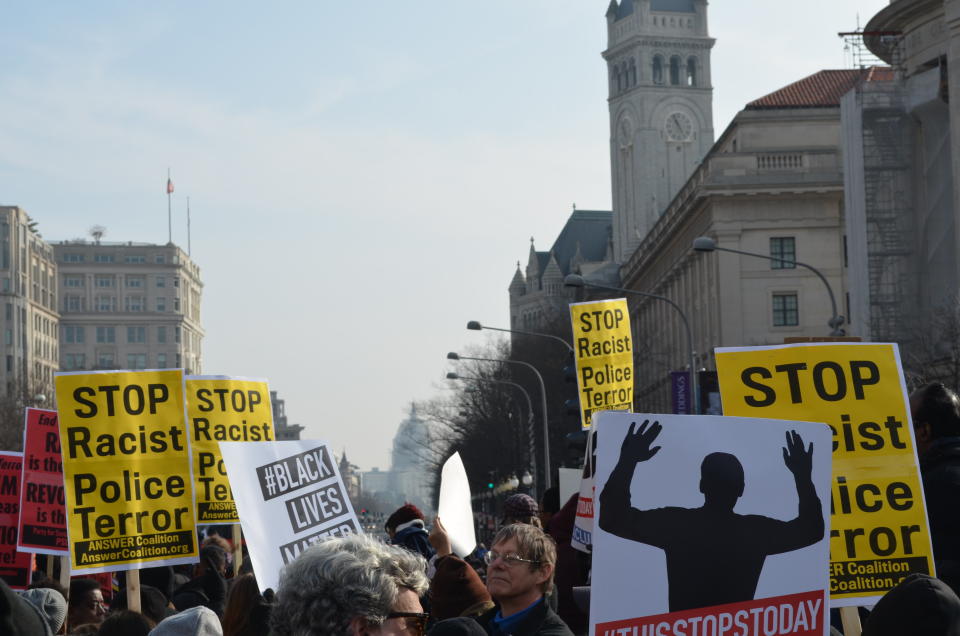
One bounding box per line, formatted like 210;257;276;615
599;420;823;612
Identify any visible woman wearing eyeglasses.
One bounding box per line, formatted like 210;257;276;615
269;533;431;636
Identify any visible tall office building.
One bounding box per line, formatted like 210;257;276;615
0;206;59;396
53;241;204;374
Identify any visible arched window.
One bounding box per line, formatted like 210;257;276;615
628;58;637;86
653;55;664;85
686;57;697;86
670;56;681;85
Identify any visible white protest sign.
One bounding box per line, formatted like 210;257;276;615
219;440;361;593
558;468;581;507
591;411;832;636
437;452;476;558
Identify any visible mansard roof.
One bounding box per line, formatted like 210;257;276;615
746;67;892;110
550;210;612;272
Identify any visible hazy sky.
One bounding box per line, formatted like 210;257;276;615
1;1;888;471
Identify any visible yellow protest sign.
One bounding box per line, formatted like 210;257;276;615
570;298;633;429
55;369;198;573
715;343;934;606
186;376;274;523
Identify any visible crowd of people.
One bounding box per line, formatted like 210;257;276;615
3;378;960;635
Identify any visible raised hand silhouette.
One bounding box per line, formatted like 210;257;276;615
782;430;813;480
617;420;662;465
599;421;824;613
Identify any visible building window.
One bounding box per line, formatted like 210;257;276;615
173;278;179;288
64;325;85;344
670;55;682;85
96;326;115;343
174;298;180;312
95;296;116;312
127;326;146;343
125;255;146;264
175;326;181;344
97;352;115;368
628;58;636;86
155;254;166;264
156;276;166;288
157;326;167;343
65;353;86;370
156;297;166;312
686;57;697;86
95;275;115;288
770;237;797;269
63;253;84;263
94;254;114;263
65;296;84;312
772;293;799;327
126;276;144;288
64;276;84;288
125;296;144;312
653;55;664;84
4;329;11;346
157;352;167;368
126;353;147;369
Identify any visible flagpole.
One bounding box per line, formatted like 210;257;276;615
187;196;192;257
167;168;172;244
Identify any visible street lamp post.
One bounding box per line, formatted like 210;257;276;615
448;352;552;489
446;371;538;495
692;236;845;337
466;321;574;353
564;273;700;415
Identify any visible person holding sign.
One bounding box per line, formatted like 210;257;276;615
598;420;824;612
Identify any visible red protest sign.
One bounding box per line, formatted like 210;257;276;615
18;408;68;554
0;452;33;589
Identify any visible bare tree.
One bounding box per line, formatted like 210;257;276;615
902;296;960;393
0;378;52;452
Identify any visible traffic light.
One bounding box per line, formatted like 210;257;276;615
487;482;494;489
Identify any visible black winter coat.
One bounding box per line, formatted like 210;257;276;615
921;437;960;592
478;600;574;636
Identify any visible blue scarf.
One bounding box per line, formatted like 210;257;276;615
491;597;543;634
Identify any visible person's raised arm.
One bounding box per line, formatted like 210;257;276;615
761;430;824;554
598;420;663;541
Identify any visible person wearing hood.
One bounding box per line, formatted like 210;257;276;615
386;503;436;561
149;605;223;636
0;579;53;636
862;573;960;635
911;382;960;592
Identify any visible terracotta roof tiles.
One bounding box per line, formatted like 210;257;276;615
746;67;892;110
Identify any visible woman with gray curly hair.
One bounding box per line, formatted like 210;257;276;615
270;533;430;636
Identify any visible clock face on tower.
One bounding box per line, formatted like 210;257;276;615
664;111;693;142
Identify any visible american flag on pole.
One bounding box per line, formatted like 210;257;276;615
166;177;174;194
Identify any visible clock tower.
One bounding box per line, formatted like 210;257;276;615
603;0;715;263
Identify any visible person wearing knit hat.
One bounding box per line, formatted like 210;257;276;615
862;573;960;636
502;493;541;528
20;587;67;633
0;578;53;636
149;605;223;636
428;518;494;621
386;502;436;561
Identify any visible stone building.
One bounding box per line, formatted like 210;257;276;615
594;69;883;412
841;0;960;374
361;405;434;513
53;241;203;374
603;0;715;263
509;209;617;337
271;390;304;440
0;206;59;398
